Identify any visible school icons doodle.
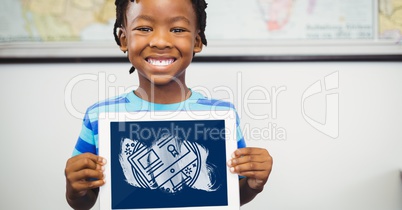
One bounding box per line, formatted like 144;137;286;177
119;134;219;193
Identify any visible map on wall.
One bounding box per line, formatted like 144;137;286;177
379;0;402;42
207;0;374;40
0;0;116;42
0;0;401;56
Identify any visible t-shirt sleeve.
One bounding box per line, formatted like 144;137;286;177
72;111;97;156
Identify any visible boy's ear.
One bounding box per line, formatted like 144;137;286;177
193;34;203;53
118;29;128;52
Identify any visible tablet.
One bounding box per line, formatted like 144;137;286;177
99;110;239;210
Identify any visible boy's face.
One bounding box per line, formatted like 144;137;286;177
119;0;203;86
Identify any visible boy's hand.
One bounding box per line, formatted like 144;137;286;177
227;147;273;191
64;153;106;201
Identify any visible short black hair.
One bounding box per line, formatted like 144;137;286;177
113;0;208;74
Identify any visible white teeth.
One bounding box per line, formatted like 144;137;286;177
147;58;174;66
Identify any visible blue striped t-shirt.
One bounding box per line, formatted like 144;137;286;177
73;90;246;156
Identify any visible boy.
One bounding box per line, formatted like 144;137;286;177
65;0;273;209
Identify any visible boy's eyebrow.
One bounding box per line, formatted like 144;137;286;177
132;15;191;25
132;15;155;23
168;16;191;25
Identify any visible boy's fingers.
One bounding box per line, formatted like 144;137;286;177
70;179;105;193
66;168;104;186
67;153;106;167
230;162;269;174
232;147;269;157
228;151;272;169
228;155;269;166
66;158;98;175
67;153;97;164
65;154;106;175
76;169;104;182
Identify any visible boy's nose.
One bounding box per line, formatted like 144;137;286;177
149;30;173;49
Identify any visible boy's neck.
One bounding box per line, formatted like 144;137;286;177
134;84;191;104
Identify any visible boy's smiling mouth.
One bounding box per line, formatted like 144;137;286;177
146;58;176;66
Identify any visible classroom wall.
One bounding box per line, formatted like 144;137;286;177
0;61;401;210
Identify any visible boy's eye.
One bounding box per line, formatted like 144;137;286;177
171;28;186;33
135;27;152;32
